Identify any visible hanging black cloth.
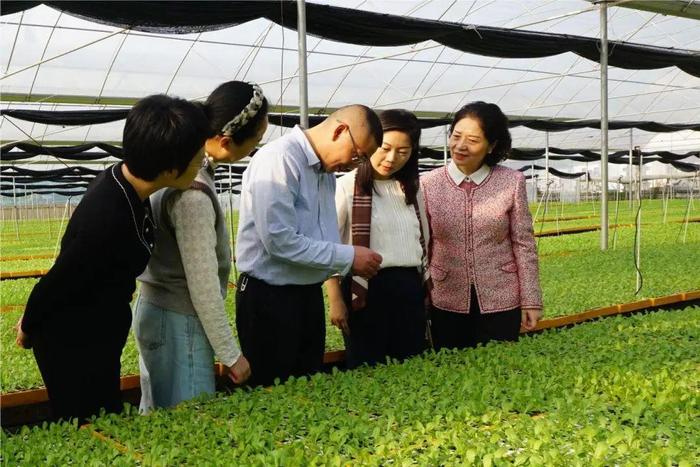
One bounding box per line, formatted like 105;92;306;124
4;109;700;134
0;109;130;126
3;1;699;77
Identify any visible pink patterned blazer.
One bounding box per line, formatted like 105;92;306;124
421;165;542;314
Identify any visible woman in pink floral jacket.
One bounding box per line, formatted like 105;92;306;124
421;102;543;350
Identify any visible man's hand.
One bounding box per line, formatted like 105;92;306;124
227;355;251;384
352;246;382;279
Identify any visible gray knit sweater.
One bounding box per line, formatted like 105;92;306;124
138;163;240;366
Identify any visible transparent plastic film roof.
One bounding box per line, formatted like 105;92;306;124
1;0;699;174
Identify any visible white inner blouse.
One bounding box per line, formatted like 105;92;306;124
335;171;427;269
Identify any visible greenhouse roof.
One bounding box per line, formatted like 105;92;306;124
1;1;698;158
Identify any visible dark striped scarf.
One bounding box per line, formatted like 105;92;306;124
350;175;432;311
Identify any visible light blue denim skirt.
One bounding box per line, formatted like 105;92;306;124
133;296;216;412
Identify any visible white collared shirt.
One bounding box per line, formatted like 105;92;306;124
447;160;491;185
335;170;429;269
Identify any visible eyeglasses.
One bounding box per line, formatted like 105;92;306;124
336;119;368;165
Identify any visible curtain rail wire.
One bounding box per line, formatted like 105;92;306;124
295;0;370;116
279;0;284;136
412;0;502;111
319;0;412;114
5;17;698;53
513;131;700;148
514;133;700;150
3;97;699;152
510;1;623;131
494;2;608;120
3;11;24;74
409;0;469;110
425;0;568;107
239;25;274;82
1;22;694;93
27;12;63;100
2;116;72;169
609;10;688;132
263;0;371;145
452;0;615;115
233;23;273;81
82;30;132;145
1;27;130;81
509;0;636;30
555;8;651;147
370;0;471;108
165;32;202;95
449;0;604;115
505;85;700;115
27;12;63;139
2;0;696;92
263;0;370;144
378;68;696;108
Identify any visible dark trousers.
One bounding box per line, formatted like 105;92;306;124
32;337;124;424
341;267;427;368
430;286;521;351
235;273;325;387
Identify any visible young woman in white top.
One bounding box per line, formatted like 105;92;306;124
326;109;430;368
135;81;268;410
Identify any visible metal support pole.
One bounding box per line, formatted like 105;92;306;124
555;186;561;235
54;197;72;260
544;132;550;189
18;185;24;222
612;177;622;249
559;181;564;217
543;181;553;231
25;186;30;222
679;174;696;244
662;179;669;224
47;197;53;239
297;0;309;128
536;181;554;245
635;147;642;291
443;125;448;166
530;163;536;201
12;177;19;240
628;129;634;208
576;178;581;204
671;181;675;205
599;1;609;251
533;183;547;226
586;163;591;208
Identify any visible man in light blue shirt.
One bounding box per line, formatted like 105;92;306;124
236;105;383;386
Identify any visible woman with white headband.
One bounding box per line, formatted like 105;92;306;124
135;81;268;411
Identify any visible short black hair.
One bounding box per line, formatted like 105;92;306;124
204;81;269;145
336;104;383;148
450;101;512;166
356;109;420;206
123;94;212;181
